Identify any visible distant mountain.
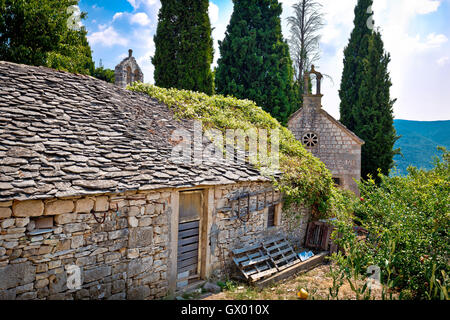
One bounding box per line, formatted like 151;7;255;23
392;120;450;175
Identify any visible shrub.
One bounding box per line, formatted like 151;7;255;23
332;148;450;299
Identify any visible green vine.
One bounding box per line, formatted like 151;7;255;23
129;83;337;218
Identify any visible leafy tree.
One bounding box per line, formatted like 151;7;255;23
0;0;94;75
339;0;398;179
287;0;324;110
92;66;115;84
215;0;296;125
152;0;214;95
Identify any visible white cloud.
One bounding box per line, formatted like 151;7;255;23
278;0;449;121
127;0;159;10
88;26;128;47
424;33;448;48
113;12;124;21
130;12;151;26
112;12;151;26
209;2;219;24
411;0;441;14
437;56;450;66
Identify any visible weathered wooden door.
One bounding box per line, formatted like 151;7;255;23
176;190;203;289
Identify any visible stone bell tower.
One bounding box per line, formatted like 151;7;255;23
288;66;365;195
114;49;144;89
302;65;323;112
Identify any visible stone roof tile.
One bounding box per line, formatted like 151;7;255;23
0;61;269;201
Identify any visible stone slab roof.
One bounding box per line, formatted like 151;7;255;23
0;61;269;201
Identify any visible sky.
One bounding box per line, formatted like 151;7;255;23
78;0;450;121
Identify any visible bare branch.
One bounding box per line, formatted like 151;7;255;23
287;0;325;83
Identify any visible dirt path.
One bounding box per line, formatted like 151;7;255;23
202;264;385;300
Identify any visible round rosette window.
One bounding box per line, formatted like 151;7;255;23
302;132;319;148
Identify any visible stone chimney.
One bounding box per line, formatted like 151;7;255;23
302;65;323;111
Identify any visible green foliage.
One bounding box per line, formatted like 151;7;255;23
331;148;450;299
152;0;214;95
355;32;399;179
215;0;297;125
339;0;398;180
339;0;373;130
0;0;94;75
92;66;115;84
130;83;334;217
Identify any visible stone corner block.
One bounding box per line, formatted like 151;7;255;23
75;198;94;213
94;196;109;212
12;200;44;217
0;207;12;218
44;200;75;216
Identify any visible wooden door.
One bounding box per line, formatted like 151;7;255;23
176;190;203;289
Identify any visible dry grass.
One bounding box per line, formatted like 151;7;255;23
202;263;390;300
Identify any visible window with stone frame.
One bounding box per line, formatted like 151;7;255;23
267;205;276;228
302;132;319;148
126;66;132;84
333;177;342;187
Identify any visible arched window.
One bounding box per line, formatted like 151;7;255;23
126;66;132;85
303;65;323;96
134;70;140;83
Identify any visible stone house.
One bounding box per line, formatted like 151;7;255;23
114;49;144;89
0;61;309;300
288;66;364;194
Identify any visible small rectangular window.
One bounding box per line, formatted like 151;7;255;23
333;177;341;187
267;205;275;228
34;216;53;229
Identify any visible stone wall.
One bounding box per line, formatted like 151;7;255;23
0;182;311;300
208;182;311;278
288;96;362;194
0;190;171;300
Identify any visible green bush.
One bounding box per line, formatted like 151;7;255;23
332;148;449;299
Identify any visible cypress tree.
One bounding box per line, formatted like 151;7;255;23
339;0;399;179
215;0;296;125
354;32;398;179
339;0;373;130
152;0;214;95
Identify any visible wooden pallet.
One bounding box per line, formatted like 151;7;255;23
232;236;302;282
305;221;332;251
232;243;278;282
262;236;300;272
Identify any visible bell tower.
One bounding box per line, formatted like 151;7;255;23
114;49;144;89
302;65;323;111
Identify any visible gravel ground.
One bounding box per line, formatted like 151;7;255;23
201;263;389;300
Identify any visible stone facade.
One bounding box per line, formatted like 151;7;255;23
0;61;313;300
114;49;144;89
207;182;310;278
0;183;310;300
288;67;364;194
